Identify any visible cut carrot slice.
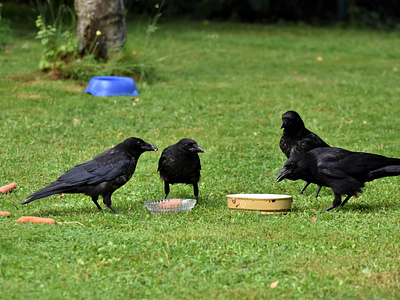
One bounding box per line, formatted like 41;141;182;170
16;216;55;224
0;182;17;193
0;211;11;216
157;198;182;208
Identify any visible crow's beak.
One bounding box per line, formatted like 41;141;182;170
191;145;205;153
280;121;285;129
275;168;288;182
197;146;205;153
146;144;158;152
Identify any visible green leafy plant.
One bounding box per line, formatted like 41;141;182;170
34;1;158;82
35;2;77;71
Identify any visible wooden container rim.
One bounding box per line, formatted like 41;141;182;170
227;194;292;200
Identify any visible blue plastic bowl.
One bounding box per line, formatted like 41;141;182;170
85;76;139;97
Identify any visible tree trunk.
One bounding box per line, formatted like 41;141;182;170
75;0;126;60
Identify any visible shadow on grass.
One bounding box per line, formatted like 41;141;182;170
23;206;108;217
290;197;399;214
342;202;400;213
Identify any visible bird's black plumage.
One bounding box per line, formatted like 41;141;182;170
276;147;400;211
22;137;158;214
279;110;330;197
158;138;204;204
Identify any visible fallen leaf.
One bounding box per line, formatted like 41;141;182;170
316;56;323;62
311;216;317;222
270;280;279;288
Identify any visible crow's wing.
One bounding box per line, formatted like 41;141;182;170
316;149;369;177
345;153;400;181
279;136;291;158
56;153;132;187
157;151;167;172
318;167;348;179
316;148;400;180
158;146;175;172
332;153;394;176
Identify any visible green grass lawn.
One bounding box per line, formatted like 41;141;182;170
1;18;400;299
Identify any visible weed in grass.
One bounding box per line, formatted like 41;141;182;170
35;1;77;72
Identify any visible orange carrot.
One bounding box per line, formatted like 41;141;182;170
0;182;17;193
16;216;55;224
157;198;182;208
0;211;11;216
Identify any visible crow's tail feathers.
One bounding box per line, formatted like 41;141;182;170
21;182;67;205
368;164;400;181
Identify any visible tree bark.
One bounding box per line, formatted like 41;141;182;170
75;0;126;60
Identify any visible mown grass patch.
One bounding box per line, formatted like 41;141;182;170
1;19;400;299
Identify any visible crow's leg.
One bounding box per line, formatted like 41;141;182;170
91;196;102;210
299;182;310;195
102;193;119;214
164;181;170;199
339;194;353;208
323;193;342;212
193;182;199;205
315;185;322;199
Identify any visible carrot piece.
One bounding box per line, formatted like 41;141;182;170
157;198;182;208
15;216;55;224
0;211;11;216
0;182;17;193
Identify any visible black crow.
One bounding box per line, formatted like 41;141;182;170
279;110;330;197
276;147;400;211
21;137;158;214
158;138;204;203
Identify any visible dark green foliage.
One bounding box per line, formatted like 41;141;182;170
131;0;400;27
0;2;11;50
